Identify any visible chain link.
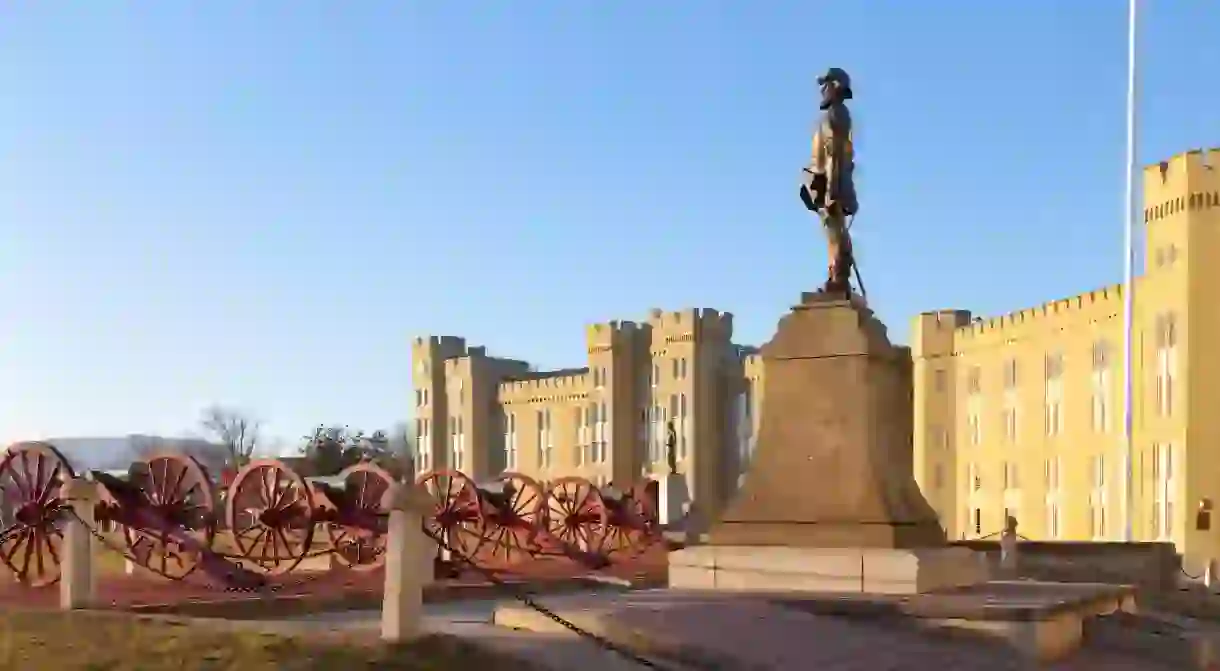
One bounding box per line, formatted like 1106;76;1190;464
54;502;683;669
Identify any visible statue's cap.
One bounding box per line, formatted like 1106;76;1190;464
817;67;853;99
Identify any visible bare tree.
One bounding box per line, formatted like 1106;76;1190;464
199;405;261;468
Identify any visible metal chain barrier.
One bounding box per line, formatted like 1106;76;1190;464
58;502;685;670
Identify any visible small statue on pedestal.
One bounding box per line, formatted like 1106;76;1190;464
799;67;862;297
665;420;678;475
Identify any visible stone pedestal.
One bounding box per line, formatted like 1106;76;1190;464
657;473;691;528
670;291;984;594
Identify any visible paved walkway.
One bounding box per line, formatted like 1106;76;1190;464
254;592;1189;670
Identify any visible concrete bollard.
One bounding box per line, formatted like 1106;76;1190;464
1000;515;1020;579
60;478;100;610
380;481;435;643
1206;559;1219;592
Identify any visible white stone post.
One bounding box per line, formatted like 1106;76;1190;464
1000;515;1020;578
60;478;99;610
380;481;434;643
1205;559;1219;592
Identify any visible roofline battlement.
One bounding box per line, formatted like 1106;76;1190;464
498;369;590;397
586;319;643;351
1144;147;1220;180
645;307;734;339
411;335;469;360
957;284;1123;338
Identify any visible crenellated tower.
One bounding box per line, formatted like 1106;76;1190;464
910;310;972;529
585;320;646;484
644;308;735;522
411;336;467;474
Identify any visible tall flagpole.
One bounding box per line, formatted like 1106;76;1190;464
1121;0;1140;542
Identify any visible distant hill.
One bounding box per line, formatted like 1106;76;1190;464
33;435;228;473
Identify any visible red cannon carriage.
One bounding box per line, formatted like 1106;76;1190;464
415;469;546;571
223;458;398;574
0;442;264;590
543;476;659;560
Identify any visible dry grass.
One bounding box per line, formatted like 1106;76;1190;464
0;610;538;670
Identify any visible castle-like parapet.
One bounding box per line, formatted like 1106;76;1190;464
646;308;734;343
411;335;468;360
1144;148;1220;224
586;319;640;353
947;285;1123;352
498;368;591;405
910;310;972;358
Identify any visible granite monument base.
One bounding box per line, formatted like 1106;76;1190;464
669;545;989;595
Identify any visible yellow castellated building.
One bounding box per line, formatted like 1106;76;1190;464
411;308;764;519
912;147;1220;568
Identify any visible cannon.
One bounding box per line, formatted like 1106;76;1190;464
0;442;75;586
0;441;265;591
223;458;397;574
597;479;660;558
415;469;546;570
93;453;218;580
544;476;659;560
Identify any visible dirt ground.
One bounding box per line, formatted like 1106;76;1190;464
0;609;539;670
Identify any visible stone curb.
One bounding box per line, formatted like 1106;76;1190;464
119;574;663;619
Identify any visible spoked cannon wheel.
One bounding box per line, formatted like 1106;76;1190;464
597;480;660;558
477;471;545;568
416;470;486;564
224;459;315;575
325;461;395;571
111;453;217;580
0;442;75;586
544;476;608;556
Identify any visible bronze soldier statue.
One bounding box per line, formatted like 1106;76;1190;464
799;67;860;295
665;420;678;475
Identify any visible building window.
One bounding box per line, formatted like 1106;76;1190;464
1044;457;1061;539
1003;462;1019;490
575;406;588;467
536;409;552;469
505;413;517;471
1002;358;1018;391
415;418;431;473
968;462;981;492
933;463;944;490
1043;352;1064;437
1002;403;1018;444
967;396;982;447
933;369;947;393
651;363;660;387
1046;502;1061;539
1155;313;1178;417
966;366;982;395
1002;358;1018;444
1152;443;1175;540
649;404;665;463
1091;341;1112;433
973;508;982;535
595;401;609;463
450;417;465;472
1089;453;1106;539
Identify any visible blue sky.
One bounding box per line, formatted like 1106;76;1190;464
1;2;1216;450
